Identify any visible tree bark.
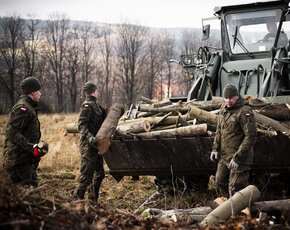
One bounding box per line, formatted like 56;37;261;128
136;123;207;138
252;199;290;212
254;104;290;120
117;120;151;134
66;123;78;133
201;185;261;227
254;111;290;134
96;103;124;155
187;105;218;126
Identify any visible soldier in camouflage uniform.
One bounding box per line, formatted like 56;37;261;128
3;77;48;186
210;84;257;195
73;82;106;203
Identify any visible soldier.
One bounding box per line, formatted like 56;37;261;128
3;77;48;186
210;84;257;195
72;82;106;204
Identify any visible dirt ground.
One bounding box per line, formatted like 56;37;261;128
0;113;288;229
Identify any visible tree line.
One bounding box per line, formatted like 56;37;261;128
0;13;219;113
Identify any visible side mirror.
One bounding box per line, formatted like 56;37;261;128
202;24;210;41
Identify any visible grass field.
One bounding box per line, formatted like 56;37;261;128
0;113;213;212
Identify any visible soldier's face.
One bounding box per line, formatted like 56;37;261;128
30;90;41;103
224;95;239;108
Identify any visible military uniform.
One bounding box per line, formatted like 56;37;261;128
73;95;106;202
3;95;41;186
212;97;257;194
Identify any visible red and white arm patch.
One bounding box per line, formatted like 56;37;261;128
20;107;27;112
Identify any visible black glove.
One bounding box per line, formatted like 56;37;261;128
88;136;98;147
33;140;49;157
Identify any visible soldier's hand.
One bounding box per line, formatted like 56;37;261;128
210;150;219;161
228;159;239;171
88;136;98;147
33;140;49;157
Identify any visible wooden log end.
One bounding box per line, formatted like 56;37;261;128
97;138;111;155
144;120;151;132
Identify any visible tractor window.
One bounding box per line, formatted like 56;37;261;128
225;9;284;54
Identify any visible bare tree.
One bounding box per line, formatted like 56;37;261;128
65;23;81;112
181;29;201;55
160;32;176;99
97;25;115;108
79;22;96;84
44;13;70;112
21;14;42;78
144;34;162;100
0;15;25;107
115;23;148;106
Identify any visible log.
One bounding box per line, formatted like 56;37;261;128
187;105;218;126
143;207;212;222
254;111;290;134
66;123;78;133
118;115;188;127
252;199;290;212
200;185;261;227
96;103;124;155
136;123;207;139
117;120;151;134
152;98;172;108
138;103;189;113
140;96;153;104
254;104;290;120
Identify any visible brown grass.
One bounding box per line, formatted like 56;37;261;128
0;113;214;213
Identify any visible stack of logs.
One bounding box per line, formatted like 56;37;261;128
116;96;290;139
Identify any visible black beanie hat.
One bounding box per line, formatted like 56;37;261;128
223;84;239;98
20;77;41;94
83;82;97;95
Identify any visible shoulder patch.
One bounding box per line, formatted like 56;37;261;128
82;103;91;109
20;107;27;112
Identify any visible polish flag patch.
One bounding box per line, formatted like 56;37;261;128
20;107;27;112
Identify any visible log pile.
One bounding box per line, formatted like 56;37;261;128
116;96;290;138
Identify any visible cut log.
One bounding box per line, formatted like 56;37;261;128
66;123;78;133
96;103;124;155
118;115;188;127
138;103;189;113
143;207;212;222
187;105;218;126
152;98;172;108
136;123;207;138
254;104;290;120
140;96;153;104
252;199;290;212
117;120;151;134
200;185;261;227
254;111;290;134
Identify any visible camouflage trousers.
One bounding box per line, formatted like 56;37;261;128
215;159;250;196
74;152;105;202
6;163;38;186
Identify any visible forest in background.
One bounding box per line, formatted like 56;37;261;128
0;13;220;113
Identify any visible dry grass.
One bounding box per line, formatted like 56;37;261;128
0;113;214;213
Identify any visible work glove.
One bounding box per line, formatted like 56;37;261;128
88;136;98;148
33;140;49;158
210;150;219;161
228;159;239;171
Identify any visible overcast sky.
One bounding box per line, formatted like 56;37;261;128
0;0;252;28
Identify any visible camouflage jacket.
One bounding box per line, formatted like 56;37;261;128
78;96;106;148
212;97;257;165
3;95;41;168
